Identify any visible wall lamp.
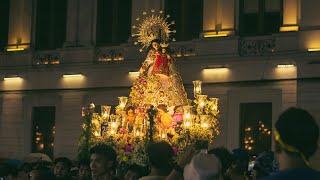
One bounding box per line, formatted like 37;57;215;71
129;71;140;75
280;25;299;32
203;32;228;38
203;65;228;69
4;75;22;81
63;73;83;78
277;64;295;68
6;47;25;52
308;48;320;52
6;42;27;52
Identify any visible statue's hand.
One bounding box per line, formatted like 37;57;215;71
139;68;144;74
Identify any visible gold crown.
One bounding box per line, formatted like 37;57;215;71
132;10;176;52
160;42;169;48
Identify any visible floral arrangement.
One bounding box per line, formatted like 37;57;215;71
78;105;220;169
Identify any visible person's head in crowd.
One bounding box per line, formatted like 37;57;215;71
78;158;91;180
225;148;249;180
29;166;55;180
183;152;222;180
89;144;117;180
124;164;143;180
274;107;319;169
53;157;72;179
208;147;234;174
252;151;278;180
146;141;174;176
0;164;18;180
21;163;33;173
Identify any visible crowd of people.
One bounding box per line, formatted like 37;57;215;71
1;107;319;180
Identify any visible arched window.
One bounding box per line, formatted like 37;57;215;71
165;0;203;41
35;0;67;50
0;0;10;52
240;0;283;36
96;0;132;45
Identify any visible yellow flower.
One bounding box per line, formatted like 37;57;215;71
122;156;128;162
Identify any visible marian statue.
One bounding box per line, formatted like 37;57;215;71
128;11;188;109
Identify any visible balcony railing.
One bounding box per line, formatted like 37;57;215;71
170;41;196;59
239;36;275;56
34;50;60;65
96;47;124;62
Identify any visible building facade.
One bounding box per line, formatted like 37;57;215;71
0;0;319;168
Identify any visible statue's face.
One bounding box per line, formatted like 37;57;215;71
152;42;159;50
157;108;165;115
127;109;135;117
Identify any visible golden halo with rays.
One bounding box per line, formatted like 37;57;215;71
132;9;176;52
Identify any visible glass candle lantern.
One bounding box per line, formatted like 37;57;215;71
109;115;119;125
183;106;194;128
159;129;167;139
81;107;88;117
209;98;219;115
183;105;193;119
109;114;119;135
133;124;143;138
91;113;101;137
109;125;116;135
193;80;202;98
89;103;95;113
118;96;128;110
101;105;111;121
184;117;193;128
200;115;211;128
197;95;208;108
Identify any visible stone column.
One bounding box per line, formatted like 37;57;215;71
54;93;84;159
202;0;235;38
64;0;79;47
0;94;25;159
7;0;33;50
64;0;96;47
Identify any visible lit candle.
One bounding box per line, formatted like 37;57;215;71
161;133;166;139
195;87;201;92
136;130;140;137
201;123;208;128
200;101;205;107
111;122;117;128
120;103;125;108
211;105;217;111
110;129;115;135
118;96;128;109
193;80;202;98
